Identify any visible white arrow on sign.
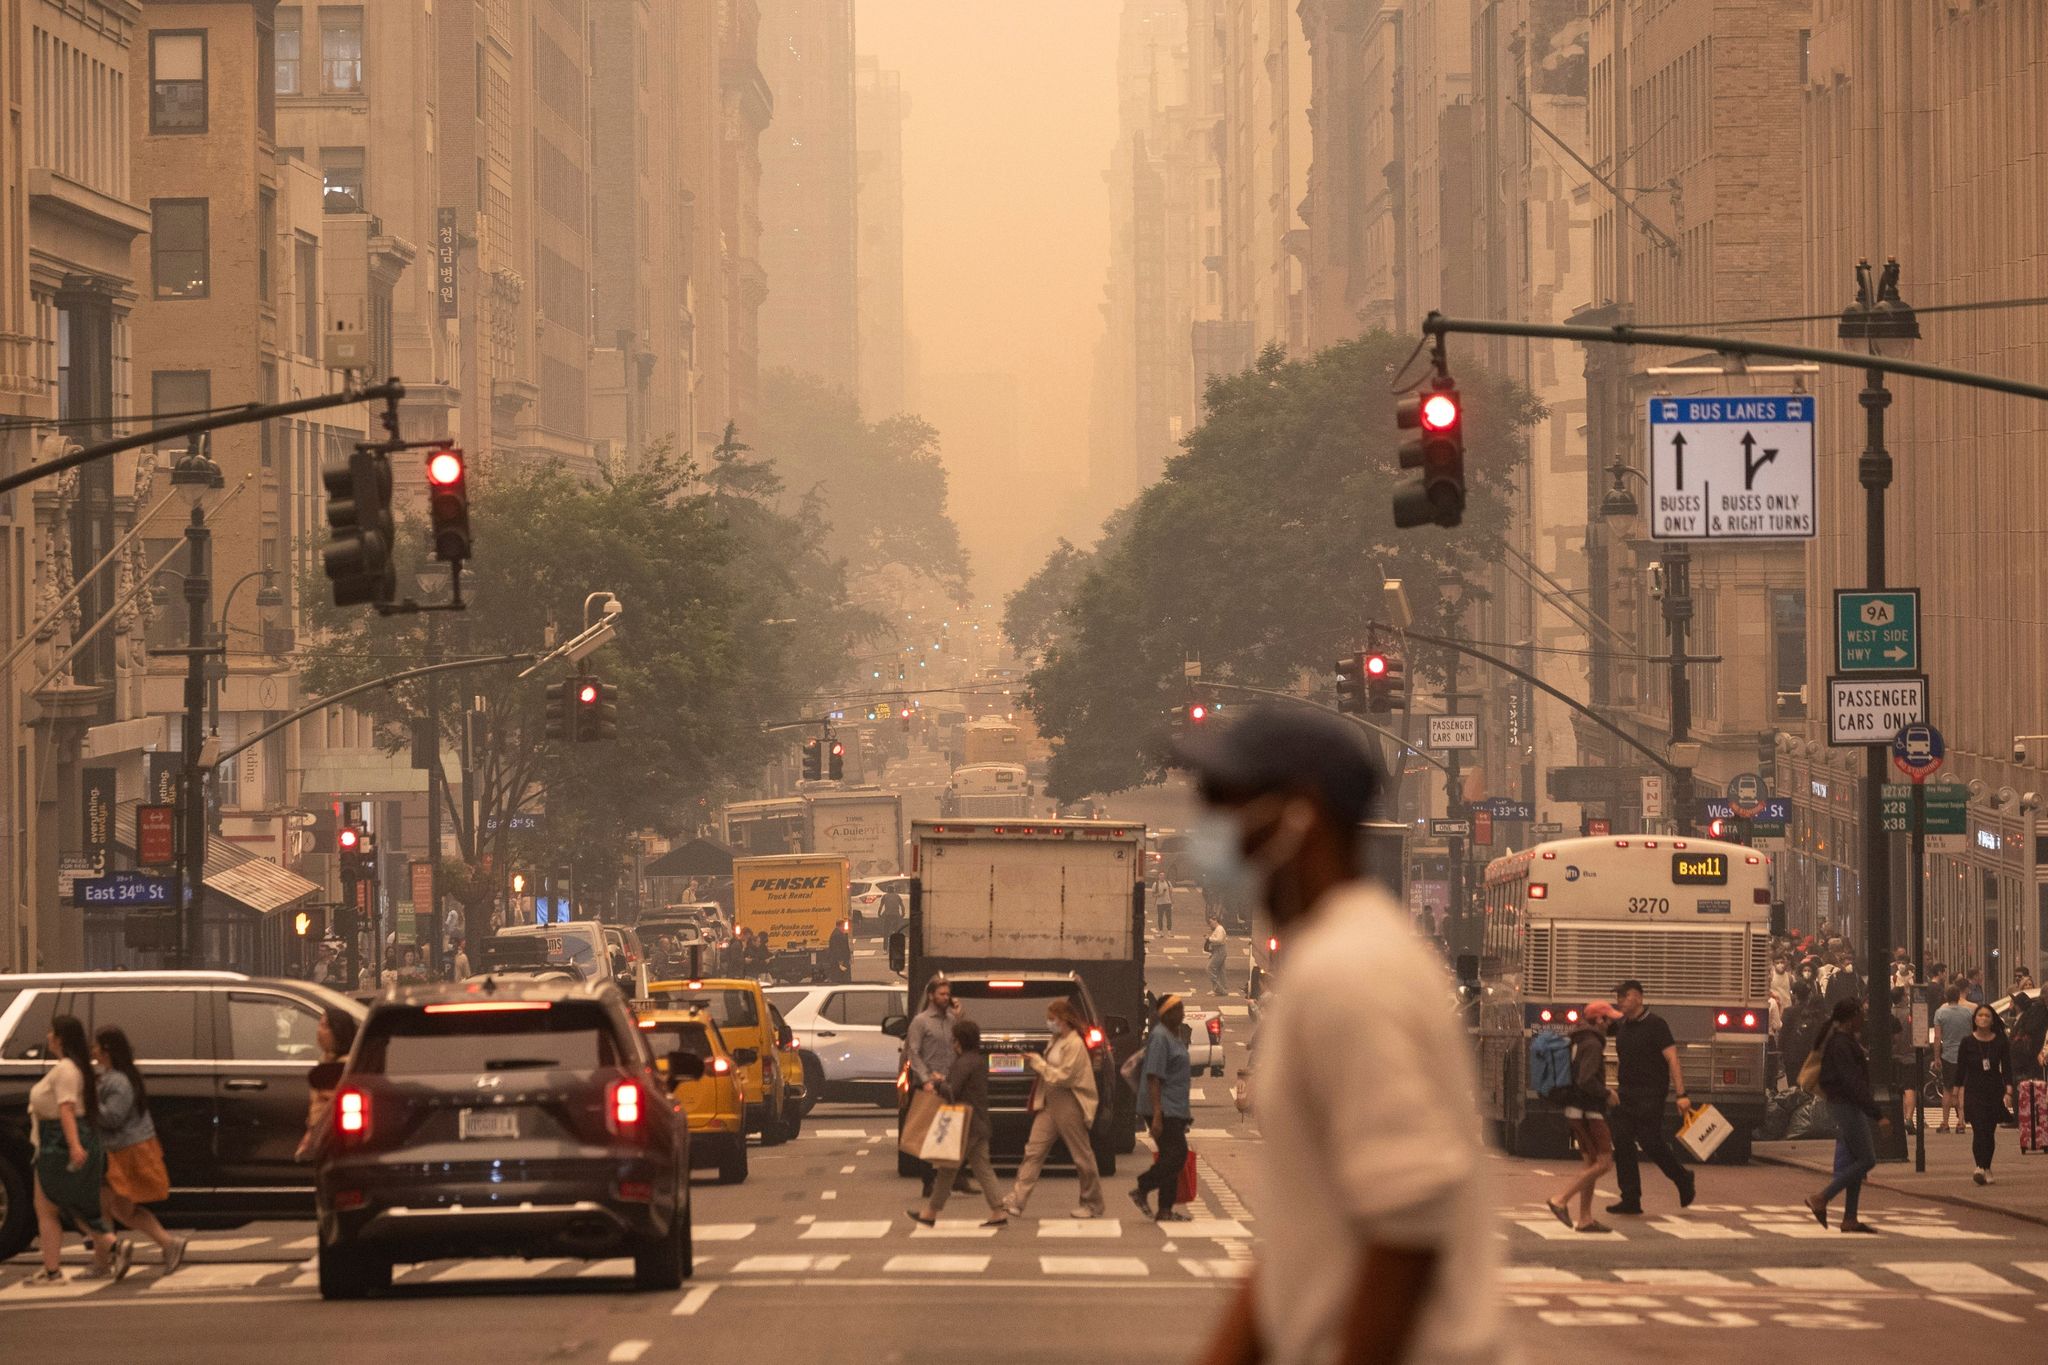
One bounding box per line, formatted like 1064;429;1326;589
1883;646;1908;662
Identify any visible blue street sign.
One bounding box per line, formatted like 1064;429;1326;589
1891;722;1945;782
75;872;175;909
1697;798;1791;823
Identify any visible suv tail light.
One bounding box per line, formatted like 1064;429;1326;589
1085;1026;1104;1050
1206;1017;1222;1040
336;1086;369;1140
609;1078;644;1134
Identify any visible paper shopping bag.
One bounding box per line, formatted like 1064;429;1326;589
1676;1103;1733;1162
920;1103;969;1164
899;1089;942;1158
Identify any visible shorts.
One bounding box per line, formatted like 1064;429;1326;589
1943;1060;1962;1087
1568;1113;1613;1161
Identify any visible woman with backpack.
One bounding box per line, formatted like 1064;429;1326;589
1545;1002;1621;1234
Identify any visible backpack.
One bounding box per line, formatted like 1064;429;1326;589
1529;1029;1572;1101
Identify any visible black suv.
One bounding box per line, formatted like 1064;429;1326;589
892;971;1125;1176
314;977;692;1298
0;971;365;1261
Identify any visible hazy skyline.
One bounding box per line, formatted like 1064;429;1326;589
856;0;1123;595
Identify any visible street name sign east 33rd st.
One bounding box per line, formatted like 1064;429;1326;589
1648;395;1816;540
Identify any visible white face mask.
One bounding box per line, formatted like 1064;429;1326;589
1190;799;1316;914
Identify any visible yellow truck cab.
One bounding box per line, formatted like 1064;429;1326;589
649;976;800;1143
636;1005;749;1184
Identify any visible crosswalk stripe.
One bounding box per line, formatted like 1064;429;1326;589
1502;1266;1585;1285
1886;1224;2008;1241
671;1284;719;1316
695;1223;757;1242
1753;1268;1878;1290
1514;1218;1623;1242
1644;1219;1752;1240
608;1341;652;1362
1613;1269;1736;1287
1035;1221;1123;1238
800;1220;892;1240
908;1222;999;1239
421;1259;572;1283
2013;1262;2048;1285
732;1254;849;1274
1881;1262;2029;1295
574;1259;634;1277
1928;1295;2027;1323
1180;1258;1251;1280
1040;1255;1149;1277
142;1263;281;1292
1169;1218;1250;1240
882;1254;990;1274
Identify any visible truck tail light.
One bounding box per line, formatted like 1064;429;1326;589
610;1078;644;1134
336;1086;369;1137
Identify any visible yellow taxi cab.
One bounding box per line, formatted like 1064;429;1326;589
648;976;800;1143
636;1005;749;1184
768;1001;811;1118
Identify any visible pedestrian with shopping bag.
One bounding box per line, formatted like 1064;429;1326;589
1001;998;1107;1218
2011;990;2048;1153
1545;1002;1621;1234
93;1025;186;1275
23;1014;124;1286
901;975;960;1195
908;1019;1008;1227
1132;994;1194;1222
1957;1002;2015;1184
1805;998;1888;1232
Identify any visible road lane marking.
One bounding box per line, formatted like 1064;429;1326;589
672;1284;719;1316
733;1254;849;1273
1882;1262;2029;1294
884;1254;991;1274
1754;1267;1878;1290
1502;1267;1586;1285
1181;1259;1250;1279
141;1263;281;1292
1035;1221;1122;1238
1040;1255;1149;1277
840;1165;856;1174
1645;1219;1752;1239
2015;1262;2048;1285
908;1221;1000;1238
800;1220;892;1239
820;1191;837;1200
1614;1269;1736;1287
806;1128;872;1139
1928;1295;2026;1323
574;1259;634;1277
694;1223;757;1241
608;1342;652;1362
1515;1218;1622;1241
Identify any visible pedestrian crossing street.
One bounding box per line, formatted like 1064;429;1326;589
1503;1199;2015;1242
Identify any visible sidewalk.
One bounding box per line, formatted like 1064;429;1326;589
1756;1131;2048;1227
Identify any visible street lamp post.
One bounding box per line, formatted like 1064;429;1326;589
168;435;224;968
1839;259;1920;1139
1600;465;1696;833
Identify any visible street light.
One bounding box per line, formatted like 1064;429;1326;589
1600;462;1694;834
168;435;222;969
1839;257;1920;1152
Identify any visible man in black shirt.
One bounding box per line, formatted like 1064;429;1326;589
1607;979;1697;1215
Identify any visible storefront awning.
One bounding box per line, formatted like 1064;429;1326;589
114;801;321;916
644;837;735;879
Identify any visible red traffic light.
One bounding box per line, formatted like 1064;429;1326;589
1365;653;1389;678
1419;392;1460;432
578;682;598;705
1188;703;1208;723
338;827;360;852
426;449;465;486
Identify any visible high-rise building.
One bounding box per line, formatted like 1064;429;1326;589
855;57;908;419
756;0;857;395
1217;0;1310;355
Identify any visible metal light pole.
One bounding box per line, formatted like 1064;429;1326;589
168;436;223;968
1839;258;1920;1149
1599;465;1696;833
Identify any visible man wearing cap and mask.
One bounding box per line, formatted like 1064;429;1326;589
1181;706;1503;1365
1132;994;1194;1221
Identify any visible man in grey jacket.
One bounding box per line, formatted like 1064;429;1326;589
903;976;963;1195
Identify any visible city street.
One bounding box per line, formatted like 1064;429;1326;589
8;920;2048;1361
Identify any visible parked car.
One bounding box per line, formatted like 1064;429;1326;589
764;983;910;1106
1183;1005;1225;1077
849;876;913;933
0;971;365;1261
314;977;691;1298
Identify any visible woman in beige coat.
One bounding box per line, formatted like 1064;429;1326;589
1001;997;1107;1218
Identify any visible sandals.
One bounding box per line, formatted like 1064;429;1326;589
1546;1199;1573;1229
1573;1221;1612;1234
1804;1194;1829;1228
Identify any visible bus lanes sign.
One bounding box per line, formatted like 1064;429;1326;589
1827;675;1927;746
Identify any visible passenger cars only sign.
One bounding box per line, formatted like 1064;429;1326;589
1647;395;1816;541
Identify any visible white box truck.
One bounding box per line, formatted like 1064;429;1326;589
804;789;905;878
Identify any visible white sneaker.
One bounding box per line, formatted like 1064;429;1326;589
1069;1206;1102;1219
1972;1168;1988;1185
1982;1171;1996;1185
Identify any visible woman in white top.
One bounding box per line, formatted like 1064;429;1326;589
999;997;1107;1218
25;1014;122;1286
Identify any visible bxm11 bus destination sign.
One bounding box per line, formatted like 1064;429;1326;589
1671;852;1729;886
1647;395;1816;541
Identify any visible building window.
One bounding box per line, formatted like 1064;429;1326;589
152;370;211;424
276;8;301;94
1771;588;1808;719
320;7;363;93
150;32;207;133
258;189;276;301
321;147;364;213
151;199;209;299
296;236;320;355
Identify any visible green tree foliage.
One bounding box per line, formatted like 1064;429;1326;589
1022;333;1542;801
300;450;869;934
756;368;970;590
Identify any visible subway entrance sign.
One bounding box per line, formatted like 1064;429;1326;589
1827;675;1927;746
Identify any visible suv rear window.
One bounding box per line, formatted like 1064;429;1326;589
354;1002;623;1076
952;982;1086;1033
482;931;599;977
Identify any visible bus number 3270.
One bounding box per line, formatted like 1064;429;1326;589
1626;897;1672;915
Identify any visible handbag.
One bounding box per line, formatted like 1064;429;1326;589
1176;1149;1199;1206
920;1103;969;1164
1797;1025;1831;1095
898;1088;942;1158
1676;1103;1733;1161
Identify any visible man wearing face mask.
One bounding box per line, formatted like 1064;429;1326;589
1180;706;1503;1365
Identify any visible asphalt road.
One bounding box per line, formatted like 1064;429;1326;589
6;915;2047;1361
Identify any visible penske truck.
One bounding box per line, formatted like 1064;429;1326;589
732;852;850;980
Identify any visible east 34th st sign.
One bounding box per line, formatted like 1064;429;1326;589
1648;395;1816;540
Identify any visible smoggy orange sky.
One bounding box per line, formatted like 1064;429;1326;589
857;0;1122;594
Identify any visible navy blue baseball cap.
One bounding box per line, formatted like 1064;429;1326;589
1174;704;1384;826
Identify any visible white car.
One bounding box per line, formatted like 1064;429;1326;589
1183;1006;1225;1077
764;983;912;1105
849;875;913;933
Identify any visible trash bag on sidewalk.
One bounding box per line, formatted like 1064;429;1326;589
1782;1091;1839;1142
1758;1089;1804;1142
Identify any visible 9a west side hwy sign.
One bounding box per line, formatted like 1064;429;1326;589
1648;395;1816;540
1827;675;1928;746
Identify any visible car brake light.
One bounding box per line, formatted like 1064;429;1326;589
337;1087;368;1136
988;981;1025;989
711;1057;731;1075
1206;1017;1221;1039
424;1001;551;1014
332;1188;366;1212
638;1019;658;1029
611;1078;643;1129
1266;937;1278;952
1085;1027;1104;1049
617;1179;654;1203
1565;1010;1580;1023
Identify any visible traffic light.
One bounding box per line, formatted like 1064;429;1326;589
321;445;396;606
1372;651;1407;712
337;824;373;879
1364;652;1392;713
802;736;823;780
571;678;616;742
827;739;846;781
1334;653;1367;715
1392;382;1465;529
294;906;325;940
1187;702;1209;725
425;446;472;564
544;680;572;741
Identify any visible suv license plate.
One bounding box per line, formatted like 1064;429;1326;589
989;1054;1026;1075
459;1108;519;1140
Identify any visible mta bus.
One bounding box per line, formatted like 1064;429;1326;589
1477;836;1773;1162
940;763;1033;818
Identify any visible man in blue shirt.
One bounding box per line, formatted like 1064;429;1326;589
1132;994;1194;1221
